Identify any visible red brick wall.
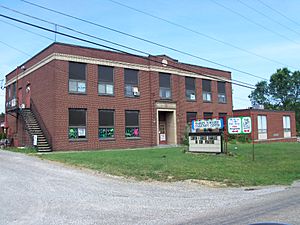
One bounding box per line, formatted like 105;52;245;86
6;43;233;151
233;109;297;142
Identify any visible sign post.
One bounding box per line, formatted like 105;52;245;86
227;117;254;160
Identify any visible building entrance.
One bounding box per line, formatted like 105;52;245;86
157;110;176;145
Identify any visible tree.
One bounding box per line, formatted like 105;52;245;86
249;68;300;133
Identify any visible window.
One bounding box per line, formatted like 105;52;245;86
125;110;140;138
217;82;226;103
203;112;213;120
202;79;212;102
186;77;196;101
283;116;291;138
124;69;139;97
6;82;17;108
257;115;267;133
159;73;171;99
283;116;291;132
98;66;114;95
69;109;87;139
187;112;197;124
99;110;115;139
69;62;86;93
257;115;267;140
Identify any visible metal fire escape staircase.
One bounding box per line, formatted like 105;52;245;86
19;108;52;152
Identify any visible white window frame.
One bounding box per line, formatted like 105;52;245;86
283;116;291;138
257;115;267;140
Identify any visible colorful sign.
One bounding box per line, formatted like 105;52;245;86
191;119;224;132
228;117;252;134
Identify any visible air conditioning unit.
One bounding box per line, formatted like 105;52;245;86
190;94;196;100
133;87;140;96
133;91;140;96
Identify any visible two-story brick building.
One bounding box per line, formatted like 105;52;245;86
5;42;233;151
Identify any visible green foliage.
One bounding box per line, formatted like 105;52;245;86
227;134;251;144
0;132;7;139
249;68;300;132
182;124;190;146
38;143;300;186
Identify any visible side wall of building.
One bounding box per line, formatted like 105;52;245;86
233;110;297;142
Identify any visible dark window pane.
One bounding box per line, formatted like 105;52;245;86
218;113;227;119
99;110;114;126
124;69;138;85
125;110;139;126
203;112;213;120
159;73;171;88
185;77;195;90
98;66;113;82
187;112;197;123
217;82;226;93
202;79;211;92
69;109;86;126
69;62;86;80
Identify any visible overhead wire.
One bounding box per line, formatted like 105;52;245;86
0;39;31;56
256;0;300;27
0;6;260;88
0;18;53;41
3;3;268;81
104;0;296;69
237;0;300;36
211;0;300;45
0;13;256;89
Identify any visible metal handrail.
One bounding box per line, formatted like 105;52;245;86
30;99;52;147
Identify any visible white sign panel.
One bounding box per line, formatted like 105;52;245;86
242;117;252;133
33;135;38;146
228;117;252;134
228;117;242;134
160;134;166;141
78;128;86;137
192;119;223;131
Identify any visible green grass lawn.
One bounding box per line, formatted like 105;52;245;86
37;142;300;186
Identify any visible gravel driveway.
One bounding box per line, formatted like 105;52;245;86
0;150;294;225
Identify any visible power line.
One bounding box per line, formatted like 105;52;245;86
104;0;296;69
237;0;300;36
0;18;53;41
257;0;300;27
0;39;31;56
6;3;268;81
0;5;260;87
211;0;300;45
0;13;256;90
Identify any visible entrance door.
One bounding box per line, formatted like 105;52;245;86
25;84;31;108
159;122;167;144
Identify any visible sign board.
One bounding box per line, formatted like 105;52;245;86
160;134;166;141
78;128;86;137
228;117;252;134
33;135;38;146
191;119;224;132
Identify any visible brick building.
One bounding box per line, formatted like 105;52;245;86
233;108;297;142
5;42;233;151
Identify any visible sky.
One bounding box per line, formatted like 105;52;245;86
1;0;300;113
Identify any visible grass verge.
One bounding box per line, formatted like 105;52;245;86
36;142;300;186
2;147;37;154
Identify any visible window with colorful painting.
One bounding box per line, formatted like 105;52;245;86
125;110;140;138
99;109;115;139
68;109;87;139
